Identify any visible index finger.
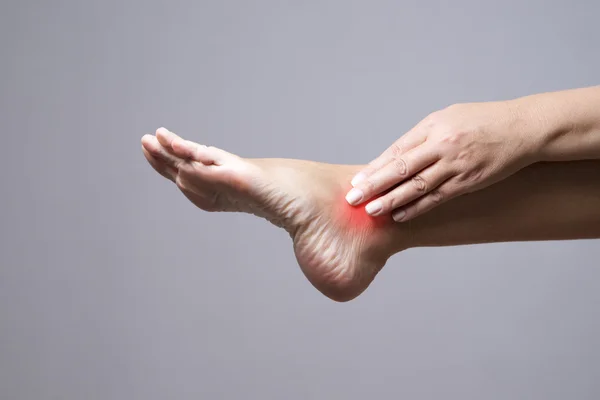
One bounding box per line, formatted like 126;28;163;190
351;126;427;186
346;144;438;205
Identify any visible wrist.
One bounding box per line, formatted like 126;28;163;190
507;94;563;164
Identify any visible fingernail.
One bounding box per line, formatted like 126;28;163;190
392;210;406;222
365;200;383;216
345;188;364;205
351;173;366;187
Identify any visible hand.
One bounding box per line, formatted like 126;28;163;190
346;101;540;221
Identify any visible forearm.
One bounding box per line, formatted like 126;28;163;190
516;86;600;162
391;160;600;250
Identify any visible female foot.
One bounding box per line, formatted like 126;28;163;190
141;128;408;301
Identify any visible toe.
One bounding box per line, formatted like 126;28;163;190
141;134;183;169
171;138;223;166
171;137;205;162
171;137;238;168
155;127;179;149
142;146;177;181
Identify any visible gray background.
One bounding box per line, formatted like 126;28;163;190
1;0;599;399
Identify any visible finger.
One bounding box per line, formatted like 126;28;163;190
346;144;439;206
351;127;427;186
364;163;453;216
141;146;177;182
141;134;184;169
391;180;461;222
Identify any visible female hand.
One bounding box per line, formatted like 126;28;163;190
346;101;541;221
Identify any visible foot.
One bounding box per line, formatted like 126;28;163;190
141;128;408;301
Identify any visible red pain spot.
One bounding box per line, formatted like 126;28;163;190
334;195;389;231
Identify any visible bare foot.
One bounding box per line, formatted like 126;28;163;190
141;128;407;301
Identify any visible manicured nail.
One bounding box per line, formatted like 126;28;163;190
365;200;383;216
351;173;366;187
392;210;406;222
345;188;364;205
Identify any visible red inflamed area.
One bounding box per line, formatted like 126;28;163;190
336;198;389;232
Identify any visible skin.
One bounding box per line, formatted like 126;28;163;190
141;128;600;302
347;86;600;222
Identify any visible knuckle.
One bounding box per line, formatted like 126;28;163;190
424;108;449;129
411;175;428;192
423;111;439;127
430;189;444;204
389;142;404;158
455;174;468;184
455;149;472;161
457;167;484;184
440;130;467;146
391;157;408;176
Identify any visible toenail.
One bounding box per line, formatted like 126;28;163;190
392;209;406;222
345;188;364;205
365;200;383;216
